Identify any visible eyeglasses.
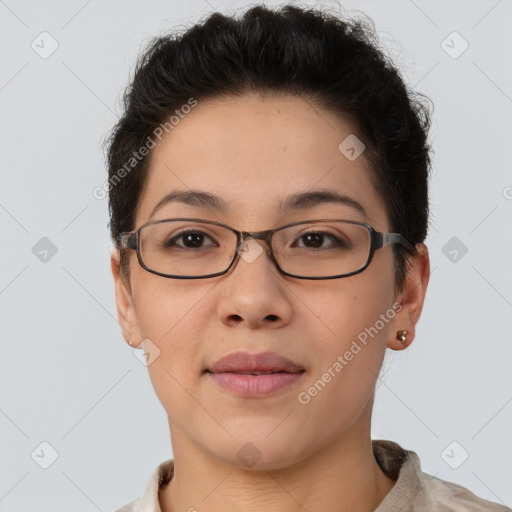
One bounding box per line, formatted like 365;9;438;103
117;218;414;280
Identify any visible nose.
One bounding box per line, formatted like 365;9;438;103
216;237;292;329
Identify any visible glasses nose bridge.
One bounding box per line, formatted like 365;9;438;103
239;228;275;255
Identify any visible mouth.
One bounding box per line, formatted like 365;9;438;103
204;350;305;396
205;370;305;375
204;369;306;396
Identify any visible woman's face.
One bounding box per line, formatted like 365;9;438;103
112;94;428;469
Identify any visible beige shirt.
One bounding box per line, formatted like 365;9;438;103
115;439;510;511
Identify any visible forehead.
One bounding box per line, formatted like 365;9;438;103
135;94;389;230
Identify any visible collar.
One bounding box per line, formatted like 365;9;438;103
132;439;418;511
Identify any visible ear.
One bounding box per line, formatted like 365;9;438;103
387;243;430;350
111;248;142;348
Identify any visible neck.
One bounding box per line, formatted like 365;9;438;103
159;416;396;512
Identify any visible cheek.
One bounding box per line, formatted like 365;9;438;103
132;276;213;410
286;276;395;448
296;268;396;397
132;269;213;341
304;264;396;350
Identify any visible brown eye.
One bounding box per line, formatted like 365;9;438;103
164;231;217;249
293;231;349;250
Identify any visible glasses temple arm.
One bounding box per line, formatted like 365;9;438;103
118;233;138;251
375;232;415;251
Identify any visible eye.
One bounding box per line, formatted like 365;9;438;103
293;231;350;249
164;230;218;249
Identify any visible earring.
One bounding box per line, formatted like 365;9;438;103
129;340;133;346
396;330;408;345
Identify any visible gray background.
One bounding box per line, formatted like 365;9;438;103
1;0;511;510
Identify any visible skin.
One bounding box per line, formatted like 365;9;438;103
111;94;430;512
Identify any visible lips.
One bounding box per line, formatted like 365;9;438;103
206;350;304;374
205;350;305;397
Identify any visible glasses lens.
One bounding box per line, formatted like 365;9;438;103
273;221;371;277
139;220;238;277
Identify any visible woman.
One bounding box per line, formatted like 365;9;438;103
105;4;508;511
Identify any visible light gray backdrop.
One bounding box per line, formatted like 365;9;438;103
1;0;511;510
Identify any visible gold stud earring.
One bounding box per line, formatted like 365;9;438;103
396;330;408;345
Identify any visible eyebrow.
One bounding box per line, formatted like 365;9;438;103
149;188;368;220
279;189;368;218
149;189;230;219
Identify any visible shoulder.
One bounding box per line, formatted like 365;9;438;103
372;440;510;511
112;458;175;512
418;474;511;511
112;499;138;512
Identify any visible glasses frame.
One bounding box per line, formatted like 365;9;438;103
117;217;415;280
